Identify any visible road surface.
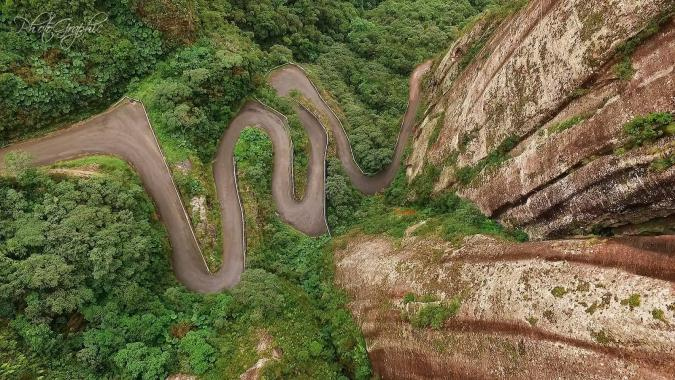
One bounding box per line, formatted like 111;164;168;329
0;61;432;293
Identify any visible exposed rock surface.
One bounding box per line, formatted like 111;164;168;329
334;232;675;379
410;0;675;238
166;374;196;380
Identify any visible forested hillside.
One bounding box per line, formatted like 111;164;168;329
1;0;515;378
1;156;371;379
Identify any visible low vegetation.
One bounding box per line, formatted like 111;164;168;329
456;0;530;73
612;9;673;81
551;286;569;298
455;135;519;186
621;293;641;310
526;316;538;326
428;117;444;147
410;301;461;329
347;191;527;245
404;295;462;330
650;153;675;172
548;115;585;135
619;112;674;151
613;58;635;81
591;329;615;345
652;308;667;322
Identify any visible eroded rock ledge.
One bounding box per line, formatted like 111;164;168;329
410;0;675;238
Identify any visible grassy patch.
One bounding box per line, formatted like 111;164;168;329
613;58;635;81
410;298;461;329
408;164;442;206
652;308;667;323
428;116;444;147
46;155;137;183
620;293;641;310
456;135;520;186
610;10;672;81
591;329;615;345
551;286;568;298
615;10;673;58
650;154;675;172
548;115;585;135
458;32;493;72
585;302;599;315
354;193;527;244
620;112;674;151
456;0;530;73
571;87;592;98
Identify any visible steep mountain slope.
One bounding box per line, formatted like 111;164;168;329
410;0;675;239
333;1;675;378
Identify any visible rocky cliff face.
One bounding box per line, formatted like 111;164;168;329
410;0;675;239
334;1;675;378
334;232;675;379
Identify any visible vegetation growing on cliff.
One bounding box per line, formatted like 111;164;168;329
455;135;519;186
410;299;461;329
548;115;586;135
619;112;674;151
612;9;673;81
343;189;527;244
456;0;530;73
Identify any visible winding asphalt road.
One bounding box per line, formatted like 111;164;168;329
0;61;431;293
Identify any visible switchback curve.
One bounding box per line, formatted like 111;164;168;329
0;61;432;293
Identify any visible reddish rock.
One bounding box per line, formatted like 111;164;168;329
410;0;675;238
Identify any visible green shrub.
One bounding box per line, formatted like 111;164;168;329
620;294;641;310
408;165;441;205
455;165;479;186
455;135;519;186
457;0;529;72
551;286;568;298
174;171;205;198
613;58;635;80
652;308;667;322
650;154;675;172
591;329;614;345
615;11;672;58
179;331;216;375
458;33;492;72
410;298;461;329
610;11;671;82
428;118;444;146
622;112;674;149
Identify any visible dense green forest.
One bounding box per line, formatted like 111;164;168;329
1;157;370;379
1;0;520;378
